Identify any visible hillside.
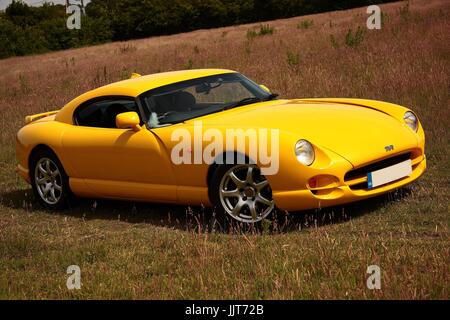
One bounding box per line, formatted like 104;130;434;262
0;0;448;299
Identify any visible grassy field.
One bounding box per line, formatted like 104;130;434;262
0;0;449;299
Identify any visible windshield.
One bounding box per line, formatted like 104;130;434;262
140;73;274;127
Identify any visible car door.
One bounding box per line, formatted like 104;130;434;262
61;96;177;202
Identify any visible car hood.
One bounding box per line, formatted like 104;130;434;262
196;100;419;167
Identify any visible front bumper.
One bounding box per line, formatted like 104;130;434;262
273;155;426;211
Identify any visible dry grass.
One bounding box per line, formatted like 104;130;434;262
0;0;449;299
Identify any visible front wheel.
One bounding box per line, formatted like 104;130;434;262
210;164;275;224
30;149;72;209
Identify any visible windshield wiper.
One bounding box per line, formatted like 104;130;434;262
264;93;279;101
222;93;279;111
223;97;262;110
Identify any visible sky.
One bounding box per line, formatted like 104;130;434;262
0;0;90;10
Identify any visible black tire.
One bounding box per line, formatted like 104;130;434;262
209;164;275;231
30;148;73;210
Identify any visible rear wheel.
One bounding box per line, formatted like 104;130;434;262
30;149;72;209
210;164;275;224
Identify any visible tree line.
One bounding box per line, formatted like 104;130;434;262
0;0;394;59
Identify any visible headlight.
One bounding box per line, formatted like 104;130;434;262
403;111;418;132
295;139;315;166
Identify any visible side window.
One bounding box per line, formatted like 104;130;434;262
74;98;140;128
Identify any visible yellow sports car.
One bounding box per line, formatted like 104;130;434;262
16;69;426;224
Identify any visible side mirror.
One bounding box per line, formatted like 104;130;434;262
259;84;271;93
116;112;141;131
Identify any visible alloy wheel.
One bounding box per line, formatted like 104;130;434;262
34;157;63;205
219;164;274;223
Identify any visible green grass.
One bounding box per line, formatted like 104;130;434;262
247;24;275;39
298;20;314;29
345;26;366;47
0;0;449;299
0;179;448;299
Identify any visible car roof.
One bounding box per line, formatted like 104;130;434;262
56;68;235;124
97;68;236;97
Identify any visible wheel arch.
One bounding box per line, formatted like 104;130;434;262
28;144;60;170
206;151;253;198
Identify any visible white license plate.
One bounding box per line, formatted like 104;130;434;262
367;159;412;189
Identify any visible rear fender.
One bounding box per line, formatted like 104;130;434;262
16;121;76;178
